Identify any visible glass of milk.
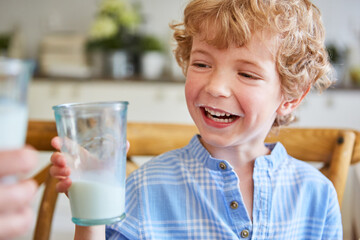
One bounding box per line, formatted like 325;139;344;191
0;58;34;183
53;101;128;226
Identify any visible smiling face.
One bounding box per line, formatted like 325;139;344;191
185;32;290;155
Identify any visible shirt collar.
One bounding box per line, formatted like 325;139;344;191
186;135;232;171
186;135;288;172
254;142;288;171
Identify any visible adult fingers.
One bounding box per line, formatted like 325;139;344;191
0;207;33;239
0;180;37;214
0;147;38;177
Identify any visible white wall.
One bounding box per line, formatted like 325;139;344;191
313;0;360;47
0;0;187;58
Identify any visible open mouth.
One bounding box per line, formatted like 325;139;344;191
202;107;240;123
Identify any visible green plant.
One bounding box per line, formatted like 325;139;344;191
0;34;11;51
87;0;140;51
350;66;360;85
139;35;164;52
326;44;342;64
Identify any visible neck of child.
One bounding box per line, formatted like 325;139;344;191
201;138;271;170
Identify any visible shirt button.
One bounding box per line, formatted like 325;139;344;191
230;201;238;209
219;162;227;170
240;229;250;238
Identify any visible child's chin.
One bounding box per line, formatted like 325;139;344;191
200;133;235;148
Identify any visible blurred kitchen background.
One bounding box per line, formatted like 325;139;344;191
0;0;359;239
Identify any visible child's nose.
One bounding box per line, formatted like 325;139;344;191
205;70;232;98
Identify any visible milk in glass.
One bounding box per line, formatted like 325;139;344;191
68;180;125;220
0;101;28;150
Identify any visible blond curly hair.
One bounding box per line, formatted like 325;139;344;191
170;0;333;127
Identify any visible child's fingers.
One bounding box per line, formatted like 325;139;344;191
56;178;72;194
49;165;71;178
50;152;67;167
51;136;62;150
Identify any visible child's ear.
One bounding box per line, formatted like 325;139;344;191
277;86;311;116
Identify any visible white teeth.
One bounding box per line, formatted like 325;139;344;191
205;107;228;117
204;107;237;123
207;114;234;123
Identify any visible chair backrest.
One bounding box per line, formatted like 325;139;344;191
265;128;356;205
353;131;360;166
27;120;358;239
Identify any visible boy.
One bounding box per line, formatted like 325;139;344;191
50;0;341;239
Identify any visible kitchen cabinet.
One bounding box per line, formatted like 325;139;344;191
293;89;360;129
29;79;360;129
28;79;192;123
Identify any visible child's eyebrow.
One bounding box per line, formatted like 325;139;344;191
235;59;262;69
191;47;269;73
190;49;211;57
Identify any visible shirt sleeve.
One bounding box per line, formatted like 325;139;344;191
321;184;343;240
106;229;129;240
106;172;141;240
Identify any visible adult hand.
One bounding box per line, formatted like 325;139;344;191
0;146;38;239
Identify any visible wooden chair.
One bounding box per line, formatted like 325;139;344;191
266;128;357;205
27;120;359;240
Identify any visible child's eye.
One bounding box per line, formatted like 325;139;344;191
193;63;211;69
238;72;259;79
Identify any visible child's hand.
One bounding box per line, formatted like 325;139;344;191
49;137;72;194
49;137;130;195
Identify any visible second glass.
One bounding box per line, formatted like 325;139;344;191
53;101;128;226
0;57;34;150
0;57;34;183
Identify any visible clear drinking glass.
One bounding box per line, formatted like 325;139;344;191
53;101;128;226
0;57;34;183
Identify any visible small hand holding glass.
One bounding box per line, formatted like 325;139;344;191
49;137;72;194
49;136;130;195
50;136;130;239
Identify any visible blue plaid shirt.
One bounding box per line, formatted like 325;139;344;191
106;135;342;239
